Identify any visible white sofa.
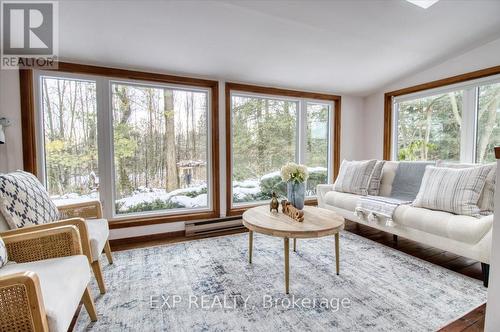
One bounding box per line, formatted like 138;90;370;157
317;161;493;285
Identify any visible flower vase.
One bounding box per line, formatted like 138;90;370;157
287;181;305;210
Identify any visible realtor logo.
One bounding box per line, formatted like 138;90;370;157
1;1;58;69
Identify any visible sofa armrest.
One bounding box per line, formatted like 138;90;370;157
1;225;83;264
0;272;49;331
57;200;103;219
317;184;334;208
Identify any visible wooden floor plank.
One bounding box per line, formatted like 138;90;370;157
439;304;486;332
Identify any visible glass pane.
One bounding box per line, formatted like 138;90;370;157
112;83;209;215
305;102;329;196
396;90;463;161
41;76;99;205
231;95;297;204
476;82;500;163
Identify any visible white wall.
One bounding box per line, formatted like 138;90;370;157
0;70;23;171
362;37;500;160
485;158;500;331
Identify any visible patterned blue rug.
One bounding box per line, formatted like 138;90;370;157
75;232;487;331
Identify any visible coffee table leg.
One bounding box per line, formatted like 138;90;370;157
249;230;253;264
293;238;296;252
284;237;290;294
335;233;340;275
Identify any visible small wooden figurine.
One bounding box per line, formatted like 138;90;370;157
281;199;304;222
270;192;279;212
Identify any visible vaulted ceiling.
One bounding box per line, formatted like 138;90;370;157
58;0;500;96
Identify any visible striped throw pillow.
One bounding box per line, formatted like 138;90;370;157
413;166;491;217
334;160;377;195
435;161;495;215
368;160;386;196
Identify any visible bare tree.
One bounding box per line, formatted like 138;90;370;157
164;89;178;191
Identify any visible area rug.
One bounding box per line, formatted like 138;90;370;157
75;232;487;331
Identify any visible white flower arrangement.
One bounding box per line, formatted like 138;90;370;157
280;162;309;183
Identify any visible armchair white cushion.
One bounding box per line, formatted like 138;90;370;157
86;218;110;261
0;255;90;332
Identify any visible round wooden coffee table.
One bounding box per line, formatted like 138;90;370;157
242;205;345;294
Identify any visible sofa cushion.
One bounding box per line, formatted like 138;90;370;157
436;161;495;215
0;171;60;229
368;161;386;196
379;161;399;197
325;191;361;212
86;218;110;261
394;205;493;245
333;160;377;195
0;255;90;332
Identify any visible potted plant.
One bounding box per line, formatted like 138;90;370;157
280;162;309;210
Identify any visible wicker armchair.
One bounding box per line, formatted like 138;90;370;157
3;200;113;294
0;225;97;332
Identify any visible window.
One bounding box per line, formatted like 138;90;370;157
395;91;463;161
231;95;298;204
111;82;209;215
33;66;219;223
476;82;500;163
305;102;330;195
392;75;500;163
39;76;99;204
227;84;339;212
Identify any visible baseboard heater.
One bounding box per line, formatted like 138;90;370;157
185;216;244;236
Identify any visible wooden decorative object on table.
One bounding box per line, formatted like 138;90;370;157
281;200;304;222
270;192;279;212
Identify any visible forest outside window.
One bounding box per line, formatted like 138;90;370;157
392;76;500;163
39;76;99;203
34;71;214;219
230;91;333;206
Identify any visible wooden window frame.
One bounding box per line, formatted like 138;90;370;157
19;61;220;228
225;82;341;217
384;65;500;160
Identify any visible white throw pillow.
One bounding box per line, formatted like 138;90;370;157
436;161;495;215
0;237;7;268
334;160;377;196
413;165;491;217
368;160;386;196
0;171;60;229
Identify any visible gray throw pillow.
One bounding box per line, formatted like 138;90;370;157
334;160;377;196
413;166;491;217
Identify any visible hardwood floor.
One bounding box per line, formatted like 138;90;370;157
105;220;486;331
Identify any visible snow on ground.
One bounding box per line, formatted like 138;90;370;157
51;167;327;211
232;179;260;200
170;193;208;208
52;192;99;206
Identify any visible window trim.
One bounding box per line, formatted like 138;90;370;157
225;82;341;217
383;65;500;160
20;61;220;228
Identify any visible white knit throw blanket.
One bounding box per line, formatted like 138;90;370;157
355;196;411;227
